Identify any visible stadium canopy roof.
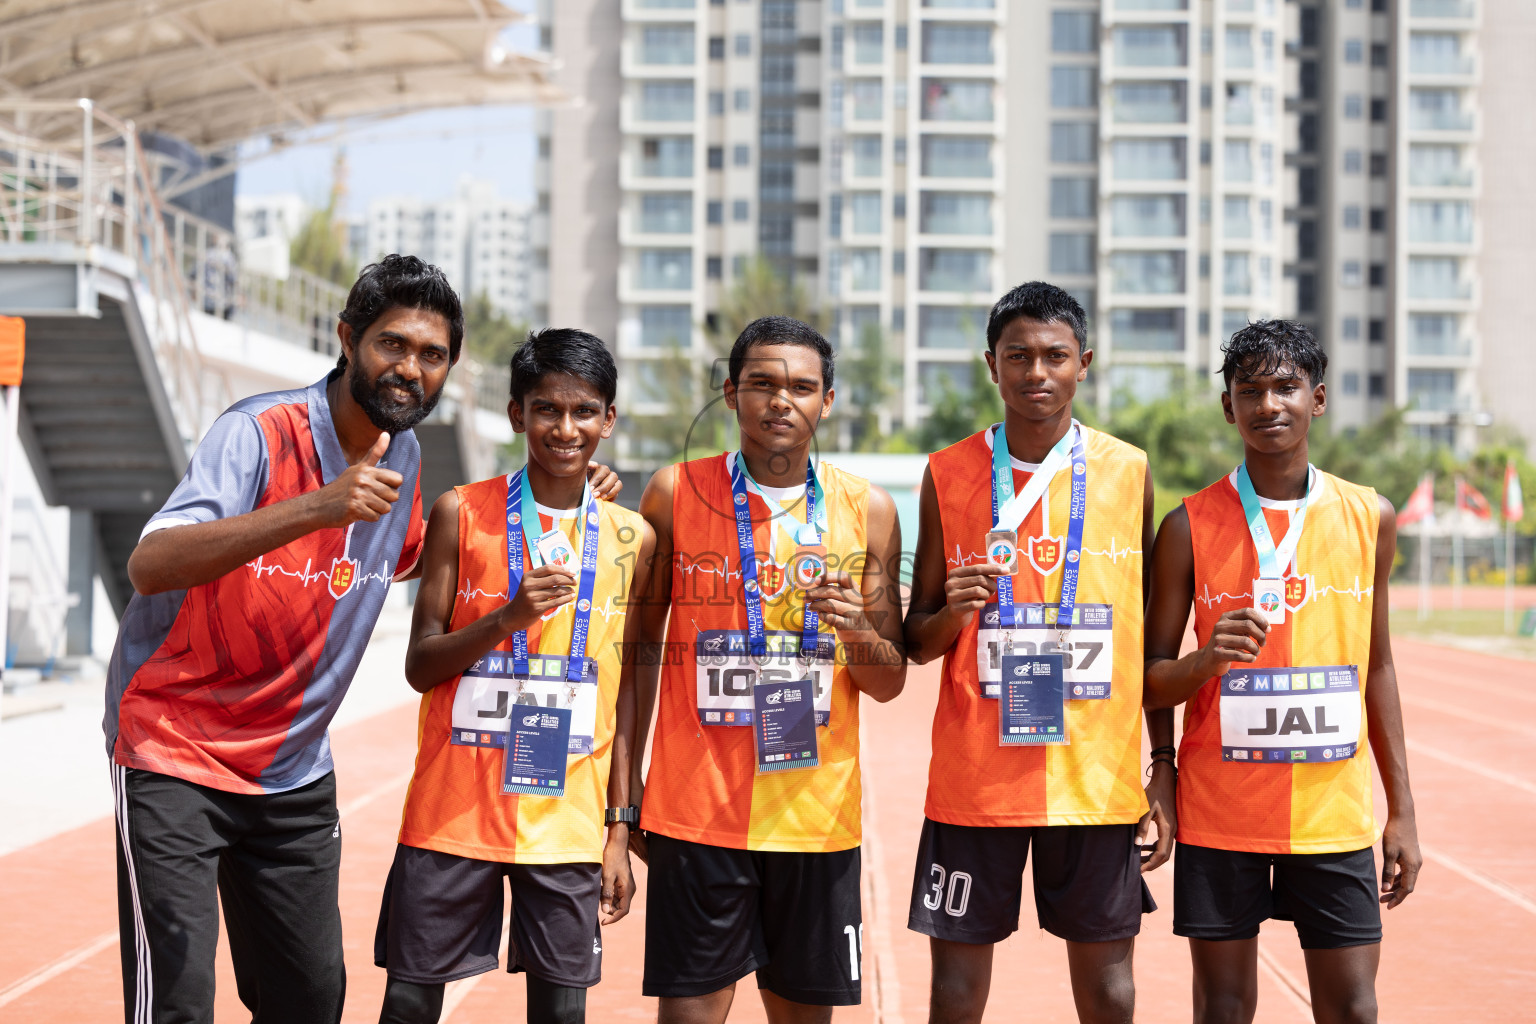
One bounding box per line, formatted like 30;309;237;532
0;0;562;149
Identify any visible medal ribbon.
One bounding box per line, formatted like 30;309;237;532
505;468;600;685
989;422;1083;631
1233;463;1317;579
729;454;824;659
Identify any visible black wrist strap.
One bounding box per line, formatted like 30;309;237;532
1149;745;1177;760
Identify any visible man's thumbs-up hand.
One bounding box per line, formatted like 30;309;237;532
311;431;405;528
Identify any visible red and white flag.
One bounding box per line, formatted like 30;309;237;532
1398;473;1435;527
1504;459;1526;524
1455;475;1493;521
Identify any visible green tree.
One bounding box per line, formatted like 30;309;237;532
462;292;530;368
289;150;355;286
839;321;901;451
706;256;825;354
918;358;1004;452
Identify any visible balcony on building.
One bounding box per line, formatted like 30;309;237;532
634;80;696;123
635;305;695;351
633;0;696;8
1113;25;1188;67
1407;313;1473;358
1409;0;1477;21
920;247;993;293
921;135;994;178
920;192;994;235
852;23;884;65
1112;81;1187;124
634;137;695;179
1111;0;1189;10
635;193;694;235
850;79;884;122
635;24;696;66
922;78;996;122
1408;143;1473;188
1111;308;1185;351
922;23;994;65
1112;137;1188;180
1407;200;1475;245
1108;251;1186;294
1406;368;1466;412
1410;32;1474;76
1110;194;1186;237
847;248;883;292
850;135;884;178
635;248;694;291
1407;255;1473;300
918;304;987;349
848;192;883;235
1408;88;1474;132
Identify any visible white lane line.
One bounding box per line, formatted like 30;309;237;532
1407;738;1536;799
860;717;907;1024
439;910;513;1022
1399;695;1536;741
1255;941;1312;1021
0;931;117;1007
0;769;416;1007
1421;844;1536;917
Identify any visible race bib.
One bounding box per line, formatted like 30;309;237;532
695;628;835;726
1219;664;1361;764
976;602;1114;700
451;651;600;755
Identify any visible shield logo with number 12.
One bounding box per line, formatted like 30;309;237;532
329;557;357;599
1026;534;1063;575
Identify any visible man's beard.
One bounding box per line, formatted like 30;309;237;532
349;363;443;435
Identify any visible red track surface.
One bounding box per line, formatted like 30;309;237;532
4;634;1533;1022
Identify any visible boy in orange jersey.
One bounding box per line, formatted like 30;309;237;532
373;329;655;1024
632;315;907;1022
1144;320;1420;1024
904;282;1175;1024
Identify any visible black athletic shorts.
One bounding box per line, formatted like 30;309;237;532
642;833;862;1006
907;818;1156;945
374;844;603;988
1173;841;1382;950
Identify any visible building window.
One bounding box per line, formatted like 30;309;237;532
896;25;909;51
1113;138;1185;180
1112;194;1184;237
1048;233;1096;275
1371;42;1389;68
1370;152;1388;177
1343;149;1363;175
1368;373;1386;398
1051;178;1098;220
735;33;751;56
639;193;694;233
733;144;751;166
734;88;751;111
1369;263;1386;288
706;200;723;225
1344;39;1363;64
709;90;725;115
640;81;696;121
925;78;996;120
1342;316;1361;341
922;192;993;234
1051;67;1098;109
638;305;692;348
893;251;906;275
1108;251;1184;294
732;199;750;221
924;23;994;64
1114;25;1188;67
709;36;725;60
1111;309;1185;352
1371;98;1388;123
920;248;992;292
894;136;908;165
1220;196;1250;239
1368;318;1386;343
1407;368;1458;411
851;79;884;120
1343;205;1362;230
1344;94;1363;119
1051;11;1097;54
1113;81;1186;123
853;23;884;64
706;256;723;279
1342;372;1361;396
708;145;724;169
848;248;882;290
637;249;692;290
918;305;985;350
1409;200;1474;244
828;194;842;238
850;192;882;234
851;136;882;177
1223;140;1253;183
1408;313;1468;357
1341;260;1362;288
1051;123;1098;164
639;25;696;66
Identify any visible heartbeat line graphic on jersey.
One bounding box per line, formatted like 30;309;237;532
456;579;628;622
946;538;1141;568
676;554;743;582
245;552;392;593
1195;576;1373;609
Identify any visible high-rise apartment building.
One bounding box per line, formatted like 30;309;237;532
363;177;539;324
537;0;1510;465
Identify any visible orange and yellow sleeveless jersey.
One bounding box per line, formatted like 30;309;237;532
925;426;1148;828
641;454;871;853
397;475;646;864
1179;470;1380;855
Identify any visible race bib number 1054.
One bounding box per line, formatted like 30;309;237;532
695;629;835;726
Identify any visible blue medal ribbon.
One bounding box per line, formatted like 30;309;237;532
989;424;1088;635
504;468;600;684
728;454;825;659
1233;463;1316;579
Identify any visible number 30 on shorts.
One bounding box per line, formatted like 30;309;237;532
922;863;972;917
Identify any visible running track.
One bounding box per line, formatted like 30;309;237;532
3;636;1532;1022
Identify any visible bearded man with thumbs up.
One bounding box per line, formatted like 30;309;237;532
103;255;463;1024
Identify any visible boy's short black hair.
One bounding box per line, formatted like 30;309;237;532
337;254;464;368
727;315;835;392
510;328;618;407
1219;319;1328;389
985;281;1089;352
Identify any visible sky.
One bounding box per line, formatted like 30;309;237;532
234;2;540;216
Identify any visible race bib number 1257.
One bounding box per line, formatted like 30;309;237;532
975;602;1114;700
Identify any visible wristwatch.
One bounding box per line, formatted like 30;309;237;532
605;805;640;827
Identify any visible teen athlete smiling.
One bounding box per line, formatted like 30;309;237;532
375;330;653;1024
1144;320;1420;1024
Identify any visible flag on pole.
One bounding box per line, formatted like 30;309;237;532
1455;475;1493;521
1399;473;1435;527
1504;460;1526;523
0;316;22;386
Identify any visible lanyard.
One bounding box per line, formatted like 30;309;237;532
504;468;600;685
729;454;823;659
990;423;1076;533
733;450;827;549
1233;463;1317;579
989;424;1088;637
